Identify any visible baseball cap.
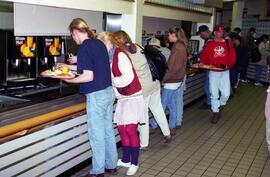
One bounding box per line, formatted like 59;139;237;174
213;24;225;32
248;27;256;33
149;37;161;47
197;25;209;34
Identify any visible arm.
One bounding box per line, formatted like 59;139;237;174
113;52;134;88
199;43;210;65
63;70;93;83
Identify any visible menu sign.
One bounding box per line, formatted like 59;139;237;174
44;36;62;56
15;36;36;58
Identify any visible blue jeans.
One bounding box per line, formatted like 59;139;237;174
175;78;185;126
255;64;263;83
85;86;118;174
204;71;211;105
150;82;184;129
209;71;230;113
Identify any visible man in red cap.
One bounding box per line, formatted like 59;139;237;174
200;24;236;124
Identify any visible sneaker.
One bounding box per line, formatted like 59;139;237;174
240;79;248;83
126;164;139;176
254;82;263;86
117;159;131;168
163;135;172;143
140;146;149;151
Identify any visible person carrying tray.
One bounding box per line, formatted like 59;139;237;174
200;24;236;124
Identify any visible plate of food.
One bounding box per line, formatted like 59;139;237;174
191;63;225;71
41;66;76;79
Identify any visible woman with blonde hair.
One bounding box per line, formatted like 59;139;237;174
98;32;145;176
113;31;171;150
161;27;188;135
61;18;118;177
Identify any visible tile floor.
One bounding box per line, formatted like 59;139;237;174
72;83;269;177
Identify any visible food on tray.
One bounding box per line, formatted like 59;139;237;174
41;66;76;79
190;63;225;71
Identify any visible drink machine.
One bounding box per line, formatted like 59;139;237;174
38;36;64;72
5;36;38;87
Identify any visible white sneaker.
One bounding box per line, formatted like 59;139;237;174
126;164;139;176
117;159;131;168
254;82;263;86
241;79;248;83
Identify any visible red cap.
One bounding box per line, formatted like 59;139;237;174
213;24;224;32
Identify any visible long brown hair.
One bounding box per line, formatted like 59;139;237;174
113;30;133;46
169;27;188;49
97;32;123;48
69;18;94;38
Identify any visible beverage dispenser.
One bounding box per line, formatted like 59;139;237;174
38;36;64;73
7;36;37;82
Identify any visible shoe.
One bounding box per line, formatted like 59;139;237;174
149;127;156;135
83;173;104;177
170;128;176;136
126;164;139;176
105;168;117;175
140;146;149;151
164;135;172;143
117;159;131;168
240;79;248;83
255;82;263;86
211;112;220;124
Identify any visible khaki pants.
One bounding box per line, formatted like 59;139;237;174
138;88;170;147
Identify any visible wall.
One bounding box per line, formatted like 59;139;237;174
14;3;103;36
0;12;13;29
142;16;181;34
244;0;264;17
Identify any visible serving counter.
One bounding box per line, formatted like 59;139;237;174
0;69;205;177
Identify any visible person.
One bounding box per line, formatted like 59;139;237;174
265;86;270;155
161;27;188;135
230;34;249;91
198;25;212;108
233;27;241;36
200;24;236;124
98;32;145;176
241;27;256;83
60;18;118;177
113;31;171;150
254;34;270;86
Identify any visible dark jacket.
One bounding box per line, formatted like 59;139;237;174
162;40;187;83
234;44;249;67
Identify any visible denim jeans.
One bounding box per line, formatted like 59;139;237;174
175;77;186;126
85;86;118;174
204;71;211;105
255;64;263;83
209;71;231;113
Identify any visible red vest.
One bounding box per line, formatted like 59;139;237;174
111;48;141;96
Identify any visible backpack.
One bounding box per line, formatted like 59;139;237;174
251;47;262;63
137;44;167;81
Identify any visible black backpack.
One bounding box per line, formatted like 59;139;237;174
251;47;262;63
138;44;167;81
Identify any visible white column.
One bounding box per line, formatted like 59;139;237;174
231;0;244;29
121;0;143;45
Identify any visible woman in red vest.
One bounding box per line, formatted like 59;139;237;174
98;32;145;176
